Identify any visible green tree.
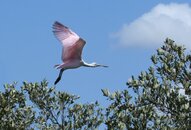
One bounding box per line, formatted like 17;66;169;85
0;83;35;130
23;80;104;130
102;38;191;129
0;80;103;130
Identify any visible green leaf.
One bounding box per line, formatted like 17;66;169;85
101;89;110;97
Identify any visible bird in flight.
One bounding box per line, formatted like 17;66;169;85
53;21;108;85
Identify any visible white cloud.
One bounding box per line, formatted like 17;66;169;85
115;3;191;48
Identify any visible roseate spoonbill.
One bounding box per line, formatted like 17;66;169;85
53;21;108;85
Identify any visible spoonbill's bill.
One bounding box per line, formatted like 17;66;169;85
53;21;108;85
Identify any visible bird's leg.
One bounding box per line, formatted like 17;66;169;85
54;63;65;69
54;69;64;85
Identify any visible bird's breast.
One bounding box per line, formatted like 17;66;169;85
64;59;82;69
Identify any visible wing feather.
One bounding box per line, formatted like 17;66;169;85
53;21;86;61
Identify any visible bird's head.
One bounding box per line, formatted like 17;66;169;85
91;62;108;67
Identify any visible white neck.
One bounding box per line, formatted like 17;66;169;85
82;61;108;68
83;62;97;67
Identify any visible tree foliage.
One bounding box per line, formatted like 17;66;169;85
0;38;191;129
0;83;35;130
102;38;191;130
0;81;103;130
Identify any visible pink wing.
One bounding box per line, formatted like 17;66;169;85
53;21;86;61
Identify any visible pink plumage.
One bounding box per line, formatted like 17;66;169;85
53;21;86;61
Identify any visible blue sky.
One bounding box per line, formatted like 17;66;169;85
0;0;190;105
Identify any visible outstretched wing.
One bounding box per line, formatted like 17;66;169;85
53;21;86;61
